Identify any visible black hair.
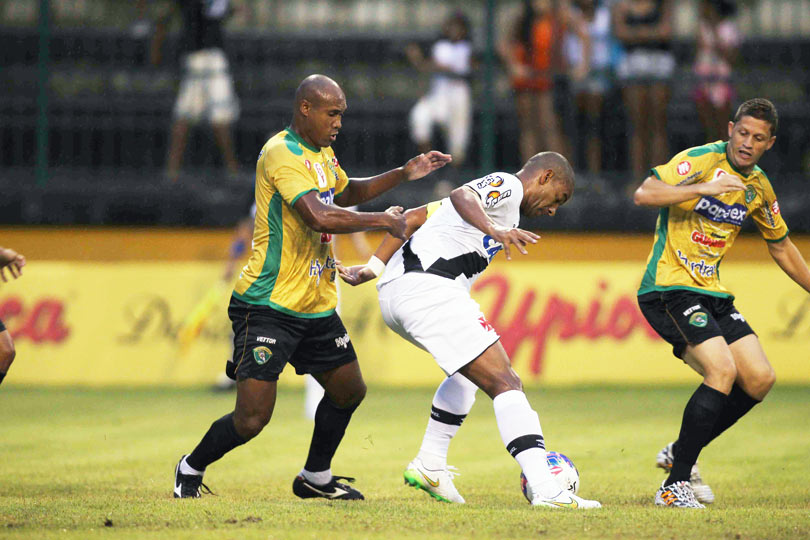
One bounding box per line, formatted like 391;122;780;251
734;98;778;136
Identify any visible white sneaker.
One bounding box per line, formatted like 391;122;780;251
656;442;715;504
531;490;602;509
655;480;705;508
403;458;465;503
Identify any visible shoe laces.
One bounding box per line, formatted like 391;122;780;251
667;481;701;506
444;465;460;479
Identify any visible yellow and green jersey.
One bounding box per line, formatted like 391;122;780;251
233;127;350;317
638;141;788;298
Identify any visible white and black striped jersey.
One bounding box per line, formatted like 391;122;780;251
378;172;523;291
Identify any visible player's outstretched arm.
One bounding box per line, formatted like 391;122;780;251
450;186;538;261
0;247;26;283
633;173;746;207
767;236;810;294
338;205;430;286
295;192;407;240
335;151;452;208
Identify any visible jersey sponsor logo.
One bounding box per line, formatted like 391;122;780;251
744;185;757;203
320;233;333;244
676;249;717;278
326;159;340;182
772;200;780;215
313;162;328;188
694;196;747;226
485;189;511;208
730;312;746;322
688;312;708;328
677;161;692;175
332;156;339;168
478;316;494;332
304;159;312;170
318;187;335;206
682;304;702;317
482;235;503;261
762;202;776;227
309;256;336;285
691;231;726;248
253;346;272;365
257;336;277;344
476;174;505;189
334;333;351;349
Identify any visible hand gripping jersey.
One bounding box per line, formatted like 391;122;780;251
233;128;350;317
638;141;789;298
378;172;523;291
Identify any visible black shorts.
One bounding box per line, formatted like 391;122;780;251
638;290;755;359
227;296;357;382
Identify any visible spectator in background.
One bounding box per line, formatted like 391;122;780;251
565;0;617;174
0;246;26;388
693;0;740;143
151;0;242;182
500;0;574;162
613;0;674;180
406;12;474;178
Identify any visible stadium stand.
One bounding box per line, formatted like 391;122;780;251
1;0;809;231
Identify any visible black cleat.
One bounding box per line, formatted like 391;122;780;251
292;474;365;500
173;455;214;499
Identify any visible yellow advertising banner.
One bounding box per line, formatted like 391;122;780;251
1;261;808;386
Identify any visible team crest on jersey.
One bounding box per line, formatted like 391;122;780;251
744;185;757;203
689;312;708;328
677;161;692;175
313;162;328;188
485;189;511;208
253;347;272;365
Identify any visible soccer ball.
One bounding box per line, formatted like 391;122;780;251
520;451;580;502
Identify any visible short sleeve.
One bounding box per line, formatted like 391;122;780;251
752;175;789;242
270;158;317;207
332;156;350;199
465;173;521;211
651;147;711;187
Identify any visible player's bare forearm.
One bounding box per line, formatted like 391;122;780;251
451;186;496;235
768;237;810;294
633;174;745;208
295;192;406;238
375;205;429;262
335;168;409;207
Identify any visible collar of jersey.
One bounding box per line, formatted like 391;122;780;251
285;126;322;153
721;141;753;179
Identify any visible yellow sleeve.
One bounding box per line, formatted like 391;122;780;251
332;155;350;198
651;145;715;187
425;199;443;219
265;150;317;207
752;175;790;242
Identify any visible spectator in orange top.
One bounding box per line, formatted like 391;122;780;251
501;0;579;162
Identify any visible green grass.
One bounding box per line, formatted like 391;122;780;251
1;385;808;539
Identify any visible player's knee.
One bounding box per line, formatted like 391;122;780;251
482;370;523;399
750;364;776;399
233;410;271;441
331;381;366;409
0;338;15;368
706;355;737;385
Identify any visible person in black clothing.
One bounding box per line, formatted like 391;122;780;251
151;0;242;182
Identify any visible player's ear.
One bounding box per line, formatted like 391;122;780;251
727;120;734;140
299;99;311;118
538;169;554;186
765;135;776;151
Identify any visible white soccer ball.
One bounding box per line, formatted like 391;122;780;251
520;451;580;502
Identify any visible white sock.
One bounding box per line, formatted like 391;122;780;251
304;374;324;421
417;373;478;470
492;390;559;499
301;468;332;486
180;456;204;476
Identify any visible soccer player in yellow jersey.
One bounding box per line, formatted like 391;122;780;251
633;98;810;508
173;74;451;499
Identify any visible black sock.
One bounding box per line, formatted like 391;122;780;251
0;372;5;385
186;413;246;472
304;397;359;475
666;383;728;484
704;383;760;446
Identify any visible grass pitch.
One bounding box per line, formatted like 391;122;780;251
0;384;808;539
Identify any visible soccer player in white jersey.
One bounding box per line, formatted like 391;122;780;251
339;152;601;509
